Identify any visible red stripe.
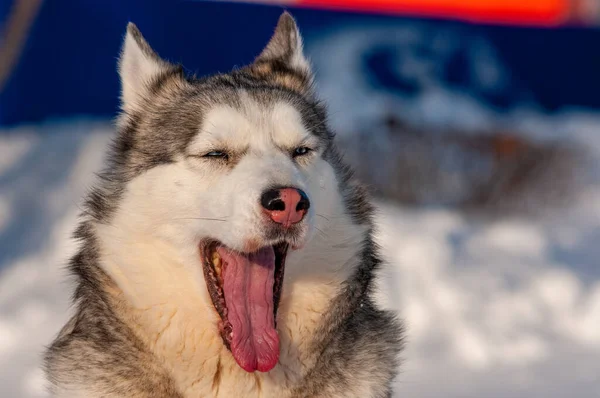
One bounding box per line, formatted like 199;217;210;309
294;0;569;26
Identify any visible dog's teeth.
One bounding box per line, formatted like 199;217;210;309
212;252;222;275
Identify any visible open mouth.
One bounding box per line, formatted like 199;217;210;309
201;240;288;373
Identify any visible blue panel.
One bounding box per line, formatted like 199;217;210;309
1;0;600;126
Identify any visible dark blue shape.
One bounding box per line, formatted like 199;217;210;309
2;1;600;127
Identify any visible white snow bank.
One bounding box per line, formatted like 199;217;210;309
0;121;113;397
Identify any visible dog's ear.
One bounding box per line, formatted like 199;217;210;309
251;12;313;96
255;12;311;74
119;23;175;113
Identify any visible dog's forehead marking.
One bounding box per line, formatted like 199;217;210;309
269;101;311;147
190;95;311;152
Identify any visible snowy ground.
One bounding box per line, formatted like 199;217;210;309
0;121;112;397
0;116;599;397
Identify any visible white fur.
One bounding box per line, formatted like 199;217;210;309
118;27;168;113
287;28;311;75
94;97;367;397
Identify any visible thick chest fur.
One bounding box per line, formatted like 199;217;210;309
51;296;399;398
125;281;339;398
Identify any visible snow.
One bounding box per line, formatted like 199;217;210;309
0;121;113;397
374;203;600;398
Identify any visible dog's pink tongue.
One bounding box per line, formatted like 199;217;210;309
218;246;279;372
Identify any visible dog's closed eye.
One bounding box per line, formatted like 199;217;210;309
202;150;229;161
292;147;312;158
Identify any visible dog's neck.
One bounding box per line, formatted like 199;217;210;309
92;212;366;396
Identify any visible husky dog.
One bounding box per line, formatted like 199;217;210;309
44;12;403;398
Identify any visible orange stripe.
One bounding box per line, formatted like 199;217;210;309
296;0;569;25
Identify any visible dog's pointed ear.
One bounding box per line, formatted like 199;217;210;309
119;23;173;112
252;12;313;95
256;12;310;74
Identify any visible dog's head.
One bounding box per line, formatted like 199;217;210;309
90;13;373;374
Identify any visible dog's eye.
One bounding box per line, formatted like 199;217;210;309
293;147;312;157
203;151;228;160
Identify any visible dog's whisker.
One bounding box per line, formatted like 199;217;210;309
314;226;329;238
315;213;340;221
173;217;229;222
316;214;330;221
316;213;344;220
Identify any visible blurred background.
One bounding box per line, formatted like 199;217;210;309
1;0;600;397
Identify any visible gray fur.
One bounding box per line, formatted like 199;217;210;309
45;12;403;397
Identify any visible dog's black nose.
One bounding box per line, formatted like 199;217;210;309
261;187;310;227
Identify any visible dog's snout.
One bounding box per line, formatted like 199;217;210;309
261;187;310;227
